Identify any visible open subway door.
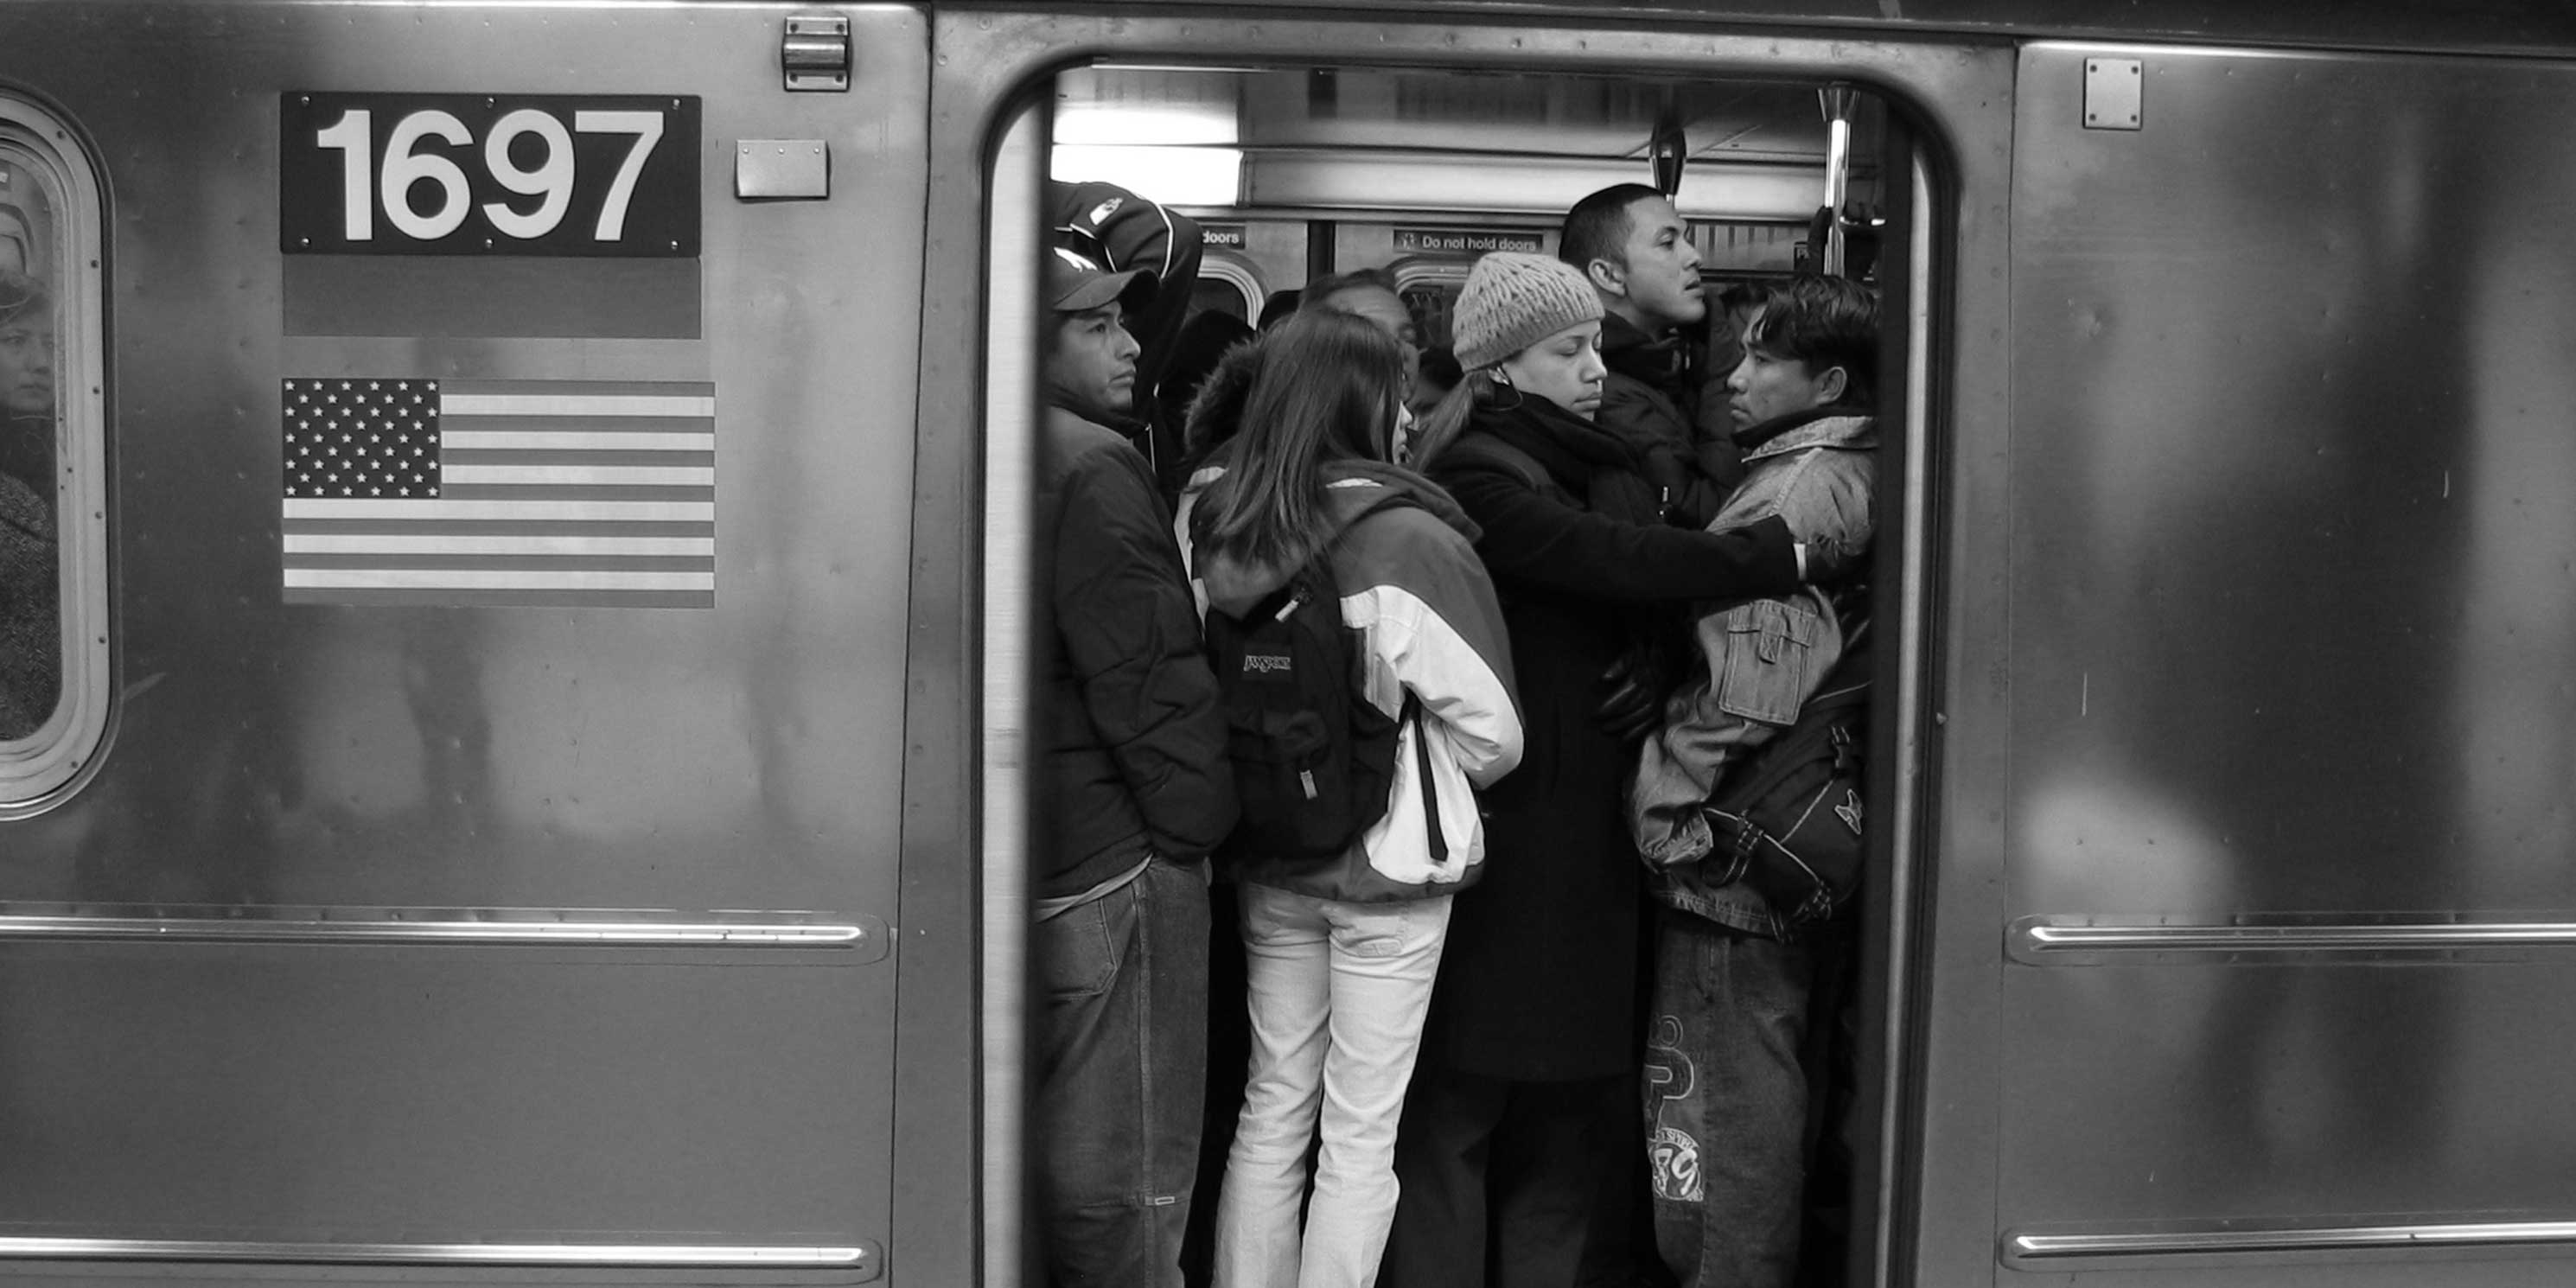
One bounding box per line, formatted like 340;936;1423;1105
0;4;930;1283
939;9;2017;1287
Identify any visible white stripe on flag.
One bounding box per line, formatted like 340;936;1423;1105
441;464;716;487
284;499;715;522
285;569;717;591
442;430;717;452
284;534;717;557
442;393;717;418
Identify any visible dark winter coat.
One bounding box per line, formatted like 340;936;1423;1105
1416;394;1800;1081
1031;405;1238;899
1596;310;1744;524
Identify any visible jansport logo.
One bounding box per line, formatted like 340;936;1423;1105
1242;651;1293;676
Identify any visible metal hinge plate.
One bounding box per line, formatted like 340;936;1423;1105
2084;57;2143;131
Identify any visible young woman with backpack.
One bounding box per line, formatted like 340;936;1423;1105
1382;252;1840;1286
1175;308;1523;1288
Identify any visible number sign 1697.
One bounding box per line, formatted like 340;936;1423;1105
316;106;663;244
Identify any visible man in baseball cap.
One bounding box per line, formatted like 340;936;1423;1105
1030;243;1236;1287
1044;249;1157;430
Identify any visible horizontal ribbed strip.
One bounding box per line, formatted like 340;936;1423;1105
443;430;715;452
442;393;714;418
0;1236;865;1266
2007;1219;2576;1262
284;534;715;557
440;464;713;487
284;569;714;591
285;499;713;522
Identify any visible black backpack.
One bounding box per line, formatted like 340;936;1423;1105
1202;498;1437;864
1703;618;1871;931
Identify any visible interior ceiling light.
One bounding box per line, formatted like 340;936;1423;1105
1049;144;1244;207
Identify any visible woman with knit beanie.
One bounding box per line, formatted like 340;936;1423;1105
1381;252;1820;1287
1175;308;1524;1288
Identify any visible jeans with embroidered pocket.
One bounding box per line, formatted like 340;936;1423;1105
1641;908;1815;1288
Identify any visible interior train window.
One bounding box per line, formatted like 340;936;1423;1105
0;95;109;813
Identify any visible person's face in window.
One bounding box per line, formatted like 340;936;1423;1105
1499;318;1606;421
1045;303;1141;424
0;318;52;418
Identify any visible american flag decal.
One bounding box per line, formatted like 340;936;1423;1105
281;378;716;608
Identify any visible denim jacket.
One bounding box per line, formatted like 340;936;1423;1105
1630;411;1875;936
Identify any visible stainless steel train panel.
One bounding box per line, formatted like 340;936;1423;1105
0;1;928;1279
1988;40;2576;1283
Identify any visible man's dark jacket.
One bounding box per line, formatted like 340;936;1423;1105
1596;310;1744;526
1032;405;1237;898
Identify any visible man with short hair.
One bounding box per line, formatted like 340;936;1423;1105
1031;248;1238;1288
1628;274;1880;1288
1561;184;1741;520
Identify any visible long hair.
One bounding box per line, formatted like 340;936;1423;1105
1191;309;1405;574
1405;368;1506;472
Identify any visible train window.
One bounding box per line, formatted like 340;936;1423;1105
1191;255;1262;320
0;96;108;812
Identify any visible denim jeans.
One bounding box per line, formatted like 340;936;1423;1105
1034;856;1212;1288
1641;909;1814;1288
1215;884;1451;1288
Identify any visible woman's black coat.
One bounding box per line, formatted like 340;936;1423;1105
1417;396;1799;1081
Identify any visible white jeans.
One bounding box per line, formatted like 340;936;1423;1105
1215;883;1453;1288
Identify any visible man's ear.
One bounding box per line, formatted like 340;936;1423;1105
1815;365;1849;405
1584;257;1628;299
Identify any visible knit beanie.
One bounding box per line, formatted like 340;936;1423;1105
1451;252;1604;372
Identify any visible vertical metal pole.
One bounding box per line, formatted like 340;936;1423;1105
1820;85;1859;276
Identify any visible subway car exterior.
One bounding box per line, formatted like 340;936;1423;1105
3;1;2576;1285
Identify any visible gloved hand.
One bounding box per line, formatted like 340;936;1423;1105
1596;640;1677;743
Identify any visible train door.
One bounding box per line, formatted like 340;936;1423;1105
930;11;2016;1286
0;4;931;1284
1968;40;2576;1288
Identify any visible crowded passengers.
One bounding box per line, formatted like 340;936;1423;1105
1032;182;1878;1288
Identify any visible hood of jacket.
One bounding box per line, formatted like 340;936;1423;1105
1188;460;1478;619
1180;336;1265;469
